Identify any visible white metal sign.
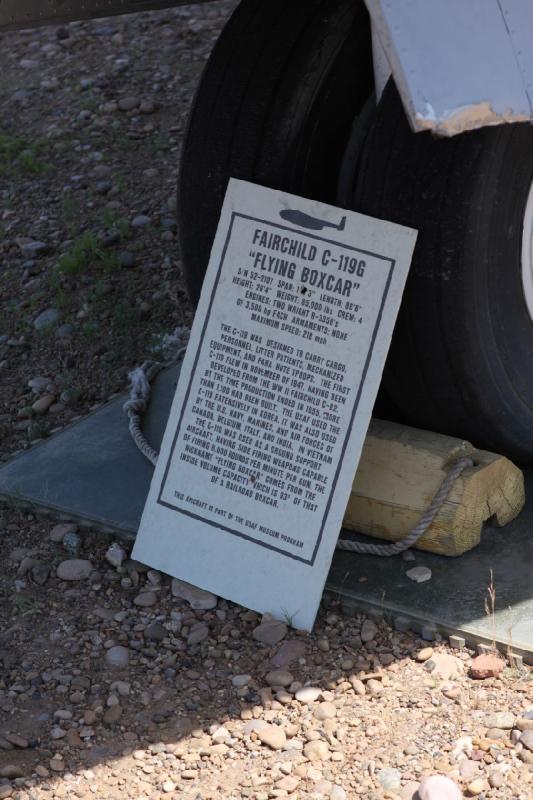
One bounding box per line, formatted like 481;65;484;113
133;179;417;629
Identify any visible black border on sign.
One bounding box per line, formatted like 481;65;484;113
157;212;395;566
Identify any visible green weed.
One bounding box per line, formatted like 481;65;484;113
57;231;118;276
101;208;131;239
0;133;52;175
12;595;42;618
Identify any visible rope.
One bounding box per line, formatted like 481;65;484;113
125;334;473;557
123;326;189;466
336;456;473;555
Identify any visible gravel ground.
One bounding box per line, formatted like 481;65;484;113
0;521;532;800
1;6;533;800
0;1;236;458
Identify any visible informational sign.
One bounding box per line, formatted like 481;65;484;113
133;179;417;630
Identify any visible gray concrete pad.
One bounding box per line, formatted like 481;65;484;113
0;366;180;537
0;363;532;659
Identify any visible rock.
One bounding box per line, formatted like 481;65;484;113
139;99;156;113
330;787;347;800
520;730;533;750
467;778;488;796
418;775;461;800
133;591;157;607
458;760;480;782
118;96;140;111
484;711;515;729
232;674;252;689
28;376;51;392
488;770;505;789
103;704;122;724
63;531;81;556
0;786;13;799
469;653;505;679
110;681;130;696
516;717;533;731
350;677;366;695
118;251;135;268
295;687;321;703
271;639;306;667
95;180;112;195
60;387;80;405
5;734;27;748
19;240;50;258
400;782;420;800
406;565;432;583
377;768;401;791
361;619;378;642
105;646;129;669
187;625;209;646
171;578;218;610
105;543;126;568
0;765;24;779
144;622;166;641
31;563;50;585
416;647;434;662
56;559;92;581
257;724;286;750
32;394;55;414
424;653;463;680
314;702;336;720
56;323;74;340
253;618;287;646
131;214;151;228
265;669;293;687
50;522;77;542
34;308;59;330
304;740;329;761
367;679;383;696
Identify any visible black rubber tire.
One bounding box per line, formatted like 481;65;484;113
356;81;533;462
178;0;372;305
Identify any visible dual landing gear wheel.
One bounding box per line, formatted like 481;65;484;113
178;0;533;462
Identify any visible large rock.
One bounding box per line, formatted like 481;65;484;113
171;578;218;610
133;591;157;607
34;308;59;330
257;724;286;750
377;768;401;791
0;764;24;779
484;711;515;729
418;776;461;800
295;686;321;703
303;740;329;761
56;559;92;581
265;670;293;687
469;653;505;679
252;617;287;646
105;645;130;669
424;653;463;680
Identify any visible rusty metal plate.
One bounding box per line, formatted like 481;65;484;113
0;0;212;33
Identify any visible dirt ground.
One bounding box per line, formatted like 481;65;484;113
1;5;533;800
0;1;236;459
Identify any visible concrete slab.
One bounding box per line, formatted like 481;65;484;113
0;366;180;537
330;510;533;661
0;363;532;659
